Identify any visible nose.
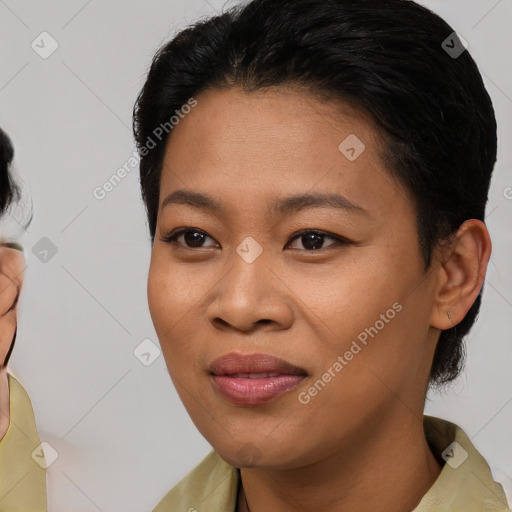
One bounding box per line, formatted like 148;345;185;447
206;244;294;333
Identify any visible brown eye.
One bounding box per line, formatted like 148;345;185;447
161;228;218;248
182;230;207;248
287;230;346;251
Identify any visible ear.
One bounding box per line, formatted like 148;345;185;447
430;219;492;330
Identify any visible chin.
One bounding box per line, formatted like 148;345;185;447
211;433;316;470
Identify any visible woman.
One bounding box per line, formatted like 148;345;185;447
133;0;510;510
0;126;46;511
1;1;509;510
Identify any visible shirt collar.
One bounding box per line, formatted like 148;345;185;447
153;415;510;511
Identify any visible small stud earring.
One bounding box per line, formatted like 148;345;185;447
447;310;453;323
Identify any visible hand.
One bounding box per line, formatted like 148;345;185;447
0;244;25;441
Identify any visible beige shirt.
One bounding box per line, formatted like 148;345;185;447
0;374;46;511
1;374;509;512
153;417;511;512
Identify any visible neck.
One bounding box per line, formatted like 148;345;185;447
238;412;442;512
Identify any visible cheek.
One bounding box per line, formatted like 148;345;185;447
147;253;208;365
148;253;196;328
146;258;166;332
299;256;404;338
323;294;431;406
311;250;426;378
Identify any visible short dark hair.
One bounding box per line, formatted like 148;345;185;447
133;0;497;387
0;127;21;217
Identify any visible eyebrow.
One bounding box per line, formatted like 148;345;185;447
161;189;367;215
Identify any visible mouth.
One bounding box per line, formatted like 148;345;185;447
209;352;308;405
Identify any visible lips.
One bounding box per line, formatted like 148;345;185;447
209;353;307;405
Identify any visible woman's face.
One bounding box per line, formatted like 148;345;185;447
148;86;441;468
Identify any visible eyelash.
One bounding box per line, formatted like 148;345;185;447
160;227;350;252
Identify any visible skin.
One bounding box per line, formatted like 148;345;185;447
147;86;491;512
0;245;25;441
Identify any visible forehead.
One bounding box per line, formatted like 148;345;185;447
159;86;409;220
167;85;384;150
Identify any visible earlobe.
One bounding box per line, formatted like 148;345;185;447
430;219;491;330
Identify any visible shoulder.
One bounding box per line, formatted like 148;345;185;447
152;450;239;512
0;373;47;511
414;415;510;512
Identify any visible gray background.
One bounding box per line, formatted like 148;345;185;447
1;0;511;510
